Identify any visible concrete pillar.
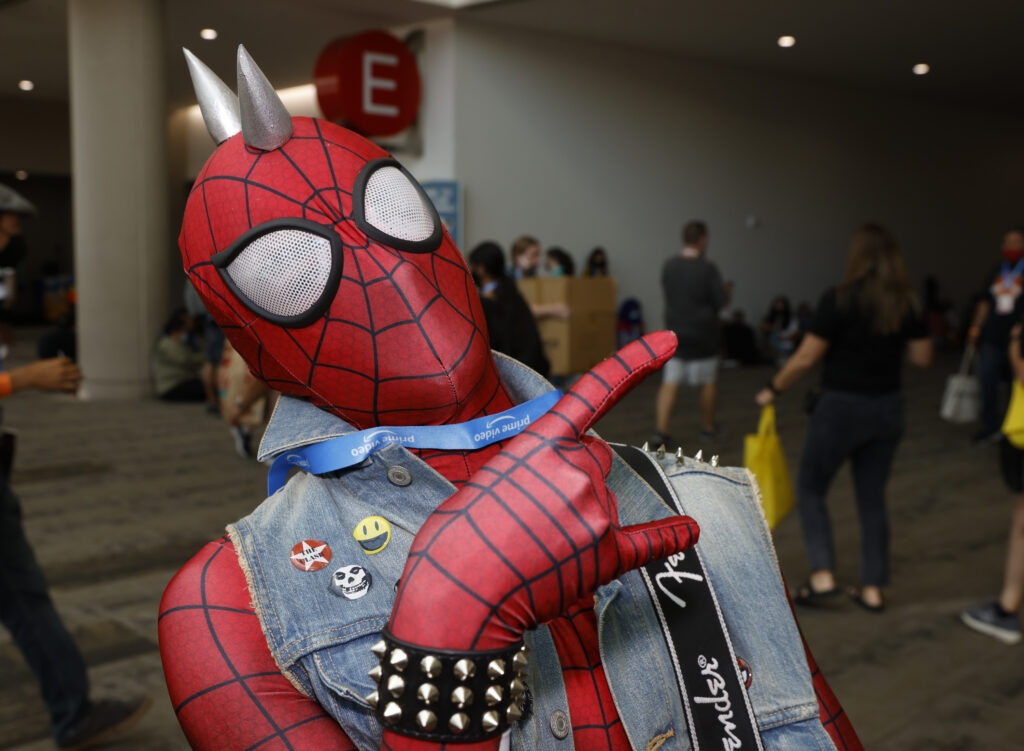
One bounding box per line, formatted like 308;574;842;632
69;0;169;399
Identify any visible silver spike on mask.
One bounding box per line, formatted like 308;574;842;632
237;44;292;151
183;48;241;145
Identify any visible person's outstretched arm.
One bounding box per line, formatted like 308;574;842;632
0;356;80;397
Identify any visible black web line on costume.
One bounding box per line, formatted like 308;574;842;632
397;436;620;650
556;606;621;747
193;131;500;425
158;540;349;749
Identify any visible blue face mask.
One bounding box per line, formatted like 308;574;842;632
548;266;565;278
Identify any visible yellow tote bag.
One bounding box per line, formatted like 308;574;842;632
1001;381;1024;448
743;405;795;529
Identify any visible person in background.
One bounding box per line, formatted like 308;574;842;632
585;247;609;277
152;307;205;402
795;301;814;346
961;320;1024;644
1;365;151;748
723;309;760;366
761;295;800;365
651;220;729;447
510;236;570;322
469;241;550;377
756;223;932;612
509;234;541;280
0;184;36;354
544;246;575;277
183;280;221;414
966;228;1024;444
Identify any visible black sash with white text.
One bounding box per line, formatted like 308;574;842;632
611;444;764;751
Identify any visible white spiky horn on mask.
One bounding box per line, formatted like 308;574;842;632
236;44;293;151
183;48;241;145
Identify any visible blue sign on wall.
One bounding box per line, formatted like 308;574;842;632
422;180;460;247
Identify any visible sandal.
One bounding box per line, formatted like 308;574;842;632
847;586;885;613
793;580;841;607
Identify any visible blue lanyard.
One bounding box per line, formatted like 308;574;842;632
266;390;563;494
1001;258;1024;284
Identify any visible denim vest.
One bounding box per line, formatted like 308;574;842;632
229;354;836;751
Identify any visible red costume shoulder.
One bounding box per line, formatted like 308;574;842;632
159;537;358;751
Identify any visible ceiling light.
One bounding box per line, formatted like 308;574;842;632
18;80;34;92
200;28;218;41
913;63;930;75
777;36;796;48
409;0;504;7
14;170;28;181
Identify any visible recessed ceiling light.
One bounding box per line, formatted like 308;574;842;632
18;80;34;92
913;63;930;75
200;28;218;41
409;0;504;7
777;36;796;48
14;170;28;181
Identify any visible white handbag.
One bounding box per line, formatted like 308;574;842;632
940;348;981;424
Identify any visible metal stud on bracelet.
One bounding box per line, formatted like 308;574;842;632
366;629;529;742
420;655;442;679
453;658;476;681
417;683;439;705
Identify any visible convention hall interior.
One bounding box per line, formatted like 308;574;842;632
1;0;1023;749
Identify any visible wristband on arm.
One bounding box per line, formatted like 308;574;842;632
368;630;529;742
0;372;12;398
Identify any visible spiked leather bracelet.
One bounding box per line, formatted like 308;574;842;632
367;630;529;743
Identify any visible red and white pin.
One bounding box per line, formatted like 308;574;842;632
290;539;332;572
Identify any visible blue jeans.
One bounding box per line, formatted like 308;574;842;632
0;479;90;742
797;390;904;587
979;339;1011;436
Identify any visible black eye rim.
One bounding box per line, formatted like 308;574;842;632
352;157;443;254
210;217;344;329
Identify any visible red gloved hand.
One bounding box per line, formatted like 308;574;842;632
388;331;700;651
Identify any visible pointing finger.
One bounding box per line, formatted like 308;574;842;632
543;331;677;439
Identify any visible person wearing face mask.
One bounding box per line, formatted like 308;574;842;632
509;234;541;279
544;246;575;277
469;241;550;377
967;228;1024;444
586;247;609;277
0;184;35;353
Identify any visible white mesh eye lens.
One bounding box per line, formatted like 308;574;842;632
363;165;435;242
225;229;333;318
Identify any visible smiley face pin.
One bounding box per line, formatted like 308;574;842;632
353;516;392;554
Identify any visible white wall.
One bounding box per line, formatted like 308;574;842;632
452;21;1024;327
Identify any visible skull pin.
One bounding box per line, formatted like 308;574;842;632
330;564;372;600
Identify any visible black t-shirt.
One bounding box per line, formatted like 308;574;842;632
810;287;927;394
979;261;1024;344
479;278;550;378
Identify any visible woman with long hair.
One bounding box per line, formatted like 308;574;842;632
755;223;933;612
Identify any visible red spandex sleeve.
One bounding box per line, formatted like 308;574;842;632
158;537;358;750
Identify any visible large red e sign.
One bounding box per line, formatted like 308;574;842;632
314;30;422;137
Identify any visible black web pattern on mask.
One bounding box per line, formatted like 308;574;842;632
183;119;506;426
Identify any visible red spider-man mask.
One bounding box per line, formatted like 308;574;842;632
179;47;497;429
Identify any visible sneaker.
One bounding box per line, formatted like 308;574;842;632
231;426;253;459
961;601;1022;645
57;696;151;750
647;432;673;451
698;427;719;443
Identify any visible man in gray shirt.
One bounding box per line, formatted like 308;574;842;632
651;220;729;447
